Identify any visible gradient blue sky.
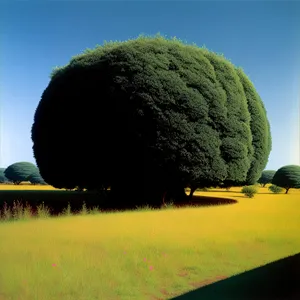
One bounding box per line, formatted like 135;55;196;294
1;1;299;171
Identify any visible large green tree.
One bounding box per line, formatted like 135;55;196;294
4;162;38;185
272;165;300;194
31;35;272;206
257;170;276;187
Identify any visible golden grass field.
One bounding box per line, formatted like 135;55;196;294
0;183;58;190
0;185;299;299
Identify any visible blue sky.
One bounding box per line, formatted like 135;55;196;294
1;1;299;172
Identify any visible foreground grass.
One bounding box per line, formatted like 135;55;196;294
0;187;299;300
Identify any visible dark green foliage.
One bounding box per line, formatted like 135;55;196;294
27;170;47;185
272;165;300;194
201;52;252;185
0;168;9;183
258;170;276;187
235;69;272;185
241;185;258;198
268;184;283;194
31;35;272;205
4;162;38;185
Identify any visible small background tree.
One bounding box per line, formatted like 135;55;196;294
272;165;300;194
0;168;9;183
4;162;38;185
27;170;47;185
257;170;276;187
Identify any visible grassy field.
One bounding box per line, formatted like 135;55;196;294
0;185;299;299
0;183;58;190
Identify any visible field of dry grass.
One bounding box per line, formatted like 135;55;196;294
0;183;58;190
0;185;299;299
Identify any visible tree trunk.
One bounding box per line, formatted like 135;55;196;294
167;185;187;204
285;188;290;194
188;187;197;199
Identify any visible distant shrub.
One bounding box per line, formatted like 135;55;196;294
241;185;258;198
268;185;283;194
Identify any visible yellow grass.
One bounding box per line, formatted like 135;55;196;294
0;184;58;190
0;187;299;299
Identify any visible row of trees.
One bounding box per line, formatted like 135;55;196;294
31;35;272;206
0;162;47;185
257;165;300;194
1;161;299;197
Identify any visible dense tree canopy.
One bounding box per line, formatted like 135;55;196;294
257;170;276;187
32;35;272;206
272;165;300;194
0;168;9;183
4;162;38;185
27;170;47;185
